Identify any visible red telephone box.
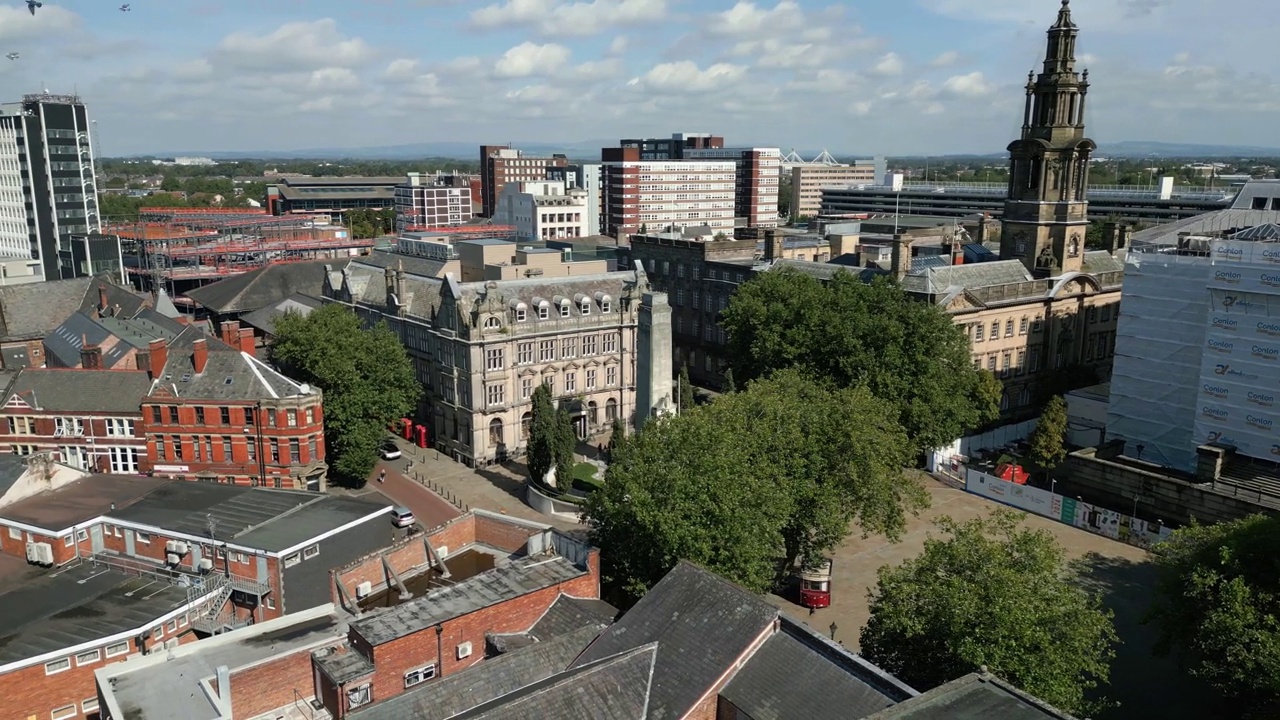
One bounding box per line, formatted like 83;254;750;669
415;425;428;448
402;418;414;440
797;558;833;609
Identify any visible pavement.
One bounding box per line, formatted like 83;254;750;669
362;456;462;531
766;474;1217;720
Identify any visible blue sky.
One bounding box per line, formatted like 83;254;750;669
0;0;1275;156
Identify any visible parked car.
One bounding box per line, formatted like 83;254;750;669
391;506;415;528
379;441;402;460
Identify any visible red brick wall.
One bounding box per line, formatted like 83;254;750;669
230;647;317;718
330;515;477;609
474;514;541;553
363;568;598;705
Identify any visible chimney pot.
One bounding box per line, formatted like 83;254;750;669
220;320;240;347
238;328;257;358
147;338;168;380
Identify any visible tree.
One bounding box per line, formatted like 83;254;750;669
677;364;694;411
1028;395;1068;470
860;510;1117;717
721;367;736;393
584;370;924;605
721;269;1001;453
271;304;421;483
554;406;576;487
527;384;558;486
607;418;626;457
1147;514;1280;714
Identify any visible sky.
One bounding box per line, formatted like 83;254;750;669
0;0;1276;157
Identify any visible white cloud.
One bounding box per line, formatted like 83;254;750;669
470;0;666;36
930;50;960;67
871;52;904;76
608;35;628;54
708;1;803;36
942;71;995;96
0;4;80;43
216;19;372;72
307;68;361;93
629;61;746;94
493;42;572;78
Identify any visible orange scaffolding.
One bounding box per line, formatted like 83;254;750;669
108;208;373;294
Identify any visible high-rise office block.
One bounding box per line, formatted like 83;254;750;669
0;93;101;281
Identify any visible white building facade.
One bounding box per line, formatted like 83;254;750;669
493;180;590;242
601;149;735;237
684;147;782;228
394;173;473;232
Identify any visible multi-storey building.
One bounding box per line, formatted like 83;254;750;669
619;132;723;159
546;163;602;236
141;323;328;490
0;471;394;720
323;239;673;466
478;145;569;218
600;148;736;238
791;161;881;219
265;176;403;217
0;92;102;281
685;147;782;228
492;179;590;242
394;173;473;232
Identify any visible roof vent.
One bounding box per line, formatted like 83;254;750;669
224;377;234;385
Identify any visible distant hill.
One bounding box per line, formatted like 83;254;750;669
137;139;615;161
1097;141;1280;158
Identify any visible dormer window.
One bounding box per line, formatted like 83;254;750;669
601;299;611;313
515;308;527;322
580;301;590;316
560;302;571;318
484;317;500;330
538;305;550;320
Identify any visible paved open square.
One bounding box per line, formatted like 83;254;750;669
767;475;1218;720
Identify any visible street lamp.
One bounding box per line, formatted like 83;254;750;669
829;622;838;641
1050;478;1057;496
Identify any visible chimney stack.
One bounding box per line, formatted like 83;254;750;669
80;335;103;370
220;320;240;347
146;338;168;379
890;234;912;280
763;229;783;262
98;285;108;314
192;338;208;374
238;328;257;358
1106;221;1130;261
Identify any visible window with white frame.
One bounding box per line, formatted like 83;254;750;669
538;304;549;320
105;641;129;658
565;372;576;393
559;301;570;318
404;664;437;688
59;446;88;470
63;535;74;547
485;348;504;371
539;340;556;362
136;531;150;544
600;299;611;313
105;418;134;436
515;307;527;322
7;417;33;434
76;528;88;541
484;316;501;329
487;384;505;406
54;417;83;436
603;334;618;353
517;342;534;365
606;366;618;386
7;527;20;540
52;705;76;720
562;337;577;358
304;544;320;559
582;335;597;356
45;657;71;675
348;684;372;707
75;649;100;665
166;619;177;632
284;553;301;568
580;300;590;316
81;698;99;714
521;377;533;400
153;626;162;640
586;369;597;390
108;446;140;474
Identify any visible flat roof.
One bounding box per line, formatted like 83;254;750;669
0;475;168;530
100;605;346;720
351;556;587;646
0;560;190;666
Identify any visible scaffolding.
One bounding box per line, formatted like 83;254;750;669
105;207;374;298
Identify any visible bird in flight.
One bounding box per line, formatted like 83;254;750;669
5;53;18;61
119;3;130;10
27;1;42;16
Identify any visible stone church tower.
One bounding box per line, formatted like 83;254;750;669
999;0;1096;277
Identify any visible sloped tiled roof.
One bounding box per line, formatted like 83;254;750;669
5;368;152;413
239;294;324;337
185;259;345;314
0;276;145;341
152;326;313;401
44;309;184;369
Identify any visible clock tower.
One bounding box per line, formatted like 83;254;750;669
1000;0;1096;277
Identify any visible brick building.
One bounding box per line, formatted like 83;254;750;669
0;472;394;720
684;146;783;228
0;276;147;370
478;145;569;218
600;147;737;237
140;322;329;490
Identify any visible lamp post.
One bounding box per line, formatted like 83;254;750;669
828;622;838;641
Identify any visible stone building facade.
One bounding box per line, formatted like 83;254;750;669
323;240;673;467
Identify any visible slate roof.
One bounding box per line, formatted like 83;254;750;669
719;617;915;720
898;259;1034;295
1230;222;1280;241
352;556;588;646
861;672;1079;719
185;259;345;314
153;326;313;401
348;624;607;720
1080;250;1125;275
0;276;145;341
449;644;657;720
239;293;324;337
44;309;184;369
0;453;30;499
351;249;449;278
570;560;778;720
5;368;153;413
489;593;617;654
108;481;388;552
0;562;189;665
343;261;445;319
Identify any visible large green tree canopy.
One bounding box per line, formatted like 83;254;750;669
585;370;925;605
860;510;1117;717
720;269;1001;453
271;303;421;482
1147;514;1280;715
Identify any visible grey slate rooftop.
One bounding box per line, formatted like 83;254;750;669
488;593;616;654
571;560;779;720
0;560;189;665
100;606;346;720
0;453;30;498
44;308;184;369
352;555;588;646
239;293;324;337
0;275;146;342
720;617;915;720
153;325;313;401
185;258;345;314
4;368;153;413
861;672;1079;719
348;624;607;720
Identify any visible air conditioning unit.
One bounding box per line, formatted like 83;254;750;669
25;541;38;564
437;546;448;558
355;581;372;599
166;553;179;566
34;542;53;566
165;540;177;553
456;641;473;660
198;558;214;572
173;541;189;556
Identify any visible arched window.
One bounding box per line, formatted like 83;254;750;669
484;317;500;329
488;418;504;447
520;412;532;439
588;400;598;427
605;398;618;421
